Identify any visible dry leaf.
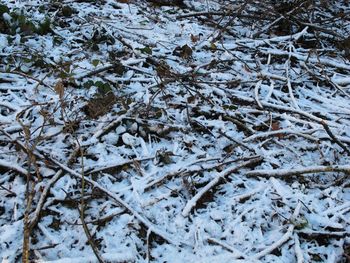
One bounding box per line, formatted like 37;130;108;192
271;122;280;131
271;121;284;139
180;44;193;59
156;60;171;78
190;34;200;43
82;93;116;119
54;81;65;99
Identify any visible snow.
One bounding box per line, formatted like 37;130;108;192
0;0;350;262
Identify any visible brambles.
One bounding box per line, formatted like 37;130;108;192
0;0;349;262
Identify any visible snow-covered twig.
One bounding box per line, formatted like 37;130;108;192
246;165;350;178
243;129;318;142
28;170;63;227
207;237;253;261
252;202;302;260
182;157;263;217
321;120;350;155
294;233;303;263
144;156;221;191
0;159;27;176
86;156;155;175
44;152;186;247
254;80;263;109
92;104;135;139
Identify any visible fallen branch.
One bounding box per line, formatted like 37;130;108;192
321;120;350;155
246;165;350;178
252;202;302;260
42;152;185;247
181;157;263;217
294;233;304;263
74;64;116;81
86;156;155;175
218;130;256;152
243;129;318;142
207;237;252;260
296;229;347;238
92;104;135;140
0;159;27;176
144;156;261;191
28;170;63;228
144;156;221;191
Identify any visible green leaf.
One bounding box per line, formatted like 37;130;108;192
0;4;9;16
38;5;46;14
61;6;74;17
83;80;94;89
138;46;152;55
139;20;149;25
36;17;51;35
92;59;100;67
58;71;70;79
292;217;308;230
114;62;126;75
33;57;46;68
95;81;112;95
23;57;32;63
223;104;237;110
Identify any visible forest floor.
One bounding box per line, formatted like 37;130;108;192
0;0;350;262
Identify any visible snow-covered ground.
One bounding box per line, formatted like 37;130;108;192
0;0;349;262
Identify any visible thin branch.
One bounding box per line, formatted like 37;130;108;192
207;237;252;260
321;120;350;155
252;202;302;260
28;170;63;228
246;165;350;178
0;159;28;176
42;151;186;247
86;156;155;175
144;156;260;191
182;157;263;217
243;129;319;142
294;233;304;263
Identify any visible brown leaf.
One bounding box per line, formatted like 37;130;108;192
54;81;65;99
82;93;116;119
190;34;200;43
180;44;193;59
156;61;171;78
271;121;284;139
173;44;193;59
271;122;280;131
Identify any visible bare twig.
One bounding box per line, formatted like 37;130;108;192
321;120;350;155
